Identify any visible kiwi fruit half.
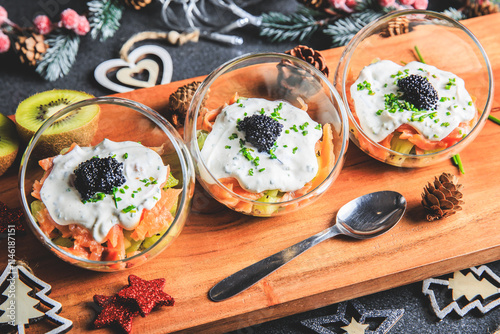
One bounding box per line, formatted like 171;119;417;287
15;90;100;157
0;113;20;176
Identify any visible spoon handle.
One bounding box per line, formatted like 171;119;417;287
209;224;342;302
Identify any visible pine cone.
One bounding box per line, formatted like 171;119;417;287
421;172;464;221
285;45;329;77
380;17;409;38
122;0;152;10
13;30;48;67
296;0;329;11
164;81;205;128
462;0;499;18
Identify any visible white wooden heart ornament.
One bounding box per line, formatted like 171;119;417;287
94;45;173;93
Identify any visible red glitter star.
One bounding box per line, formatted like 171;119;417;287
118;275;175;316
0;201;25;234
93;294;140;333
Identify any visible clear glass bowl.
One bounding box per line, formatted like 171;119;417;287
334;10;493;167
19;97;195;271
185;53;349;217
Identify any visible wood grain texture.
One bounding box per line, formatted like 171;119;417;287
1;13;500;334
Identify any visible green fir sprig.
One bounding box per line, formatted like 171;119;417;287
260;11;333;43
87;0;124;42
259;3;386;48
323;11;382;47
36;31;80;82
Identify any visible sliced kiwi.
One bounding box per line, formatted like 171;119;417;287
0;113;20;176
15;89;100;157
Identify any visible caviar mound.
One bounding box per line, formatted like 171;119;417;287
74;156;126;201
238;114;283;153
397;74;438;110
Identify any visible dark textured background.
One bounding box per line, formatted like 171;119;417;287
0;0;499;333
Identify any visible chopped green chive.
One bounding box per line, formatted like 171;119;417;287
414;45;426;63
121;205;136;213
488;115;500;125
445;78;456;90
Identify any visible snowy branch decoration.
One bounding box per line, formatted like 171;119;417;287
35;31;80;81
0;262;72;333
87;0;124;42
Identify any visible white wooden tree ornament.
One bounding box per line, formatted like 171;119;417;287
423;265;500;319
0;263;72;333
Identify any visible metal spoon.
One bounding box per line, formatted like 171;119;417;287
209;191;407;302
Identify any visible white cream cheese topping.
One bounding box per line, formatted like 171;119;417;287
350;60;475;143
200;98;323;193
40;139;168;243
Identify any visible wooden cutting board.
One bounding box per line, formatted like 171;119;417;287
1;13;499;334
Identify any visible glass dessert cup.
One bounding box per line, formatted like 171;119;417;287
19;97;195;271
185;53;349;217
334;10;493;167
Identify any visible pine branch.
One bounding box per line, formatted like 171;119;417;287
87;0;124;42
36;31;80;81
259;11;332;43
323;11;381;47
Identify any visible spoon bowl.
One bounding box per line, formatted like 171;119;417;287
209;191;406;302
336;191;406;239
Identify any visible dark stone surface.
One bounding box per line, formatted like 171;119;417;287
0;1;498;333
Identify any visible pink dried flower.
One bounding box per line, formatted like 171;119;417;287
0;6;8;25
0;31;10;53
413;0;428;9
33;15;53;35
379;0;396;7
328;0;354;13
60;8;79;30
74;15;90;36
399;0;415;4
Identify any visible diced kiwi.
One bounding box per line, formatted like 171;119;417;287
52;236;74;248
142;228;169;250
163;172;179;189
390;132;414;154
15;89;100;157
170;198;178;216
197;130;209;150
0;113;19;176
386;132;415;166
126;238;143;254
30;200;46;222
123;229;143;254
253;190;281;216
